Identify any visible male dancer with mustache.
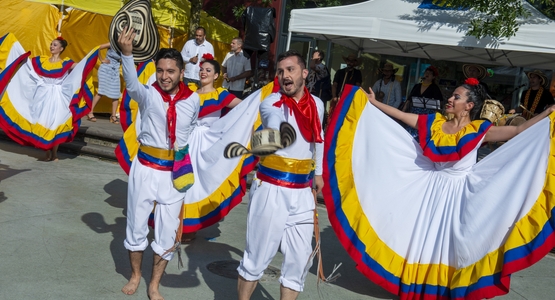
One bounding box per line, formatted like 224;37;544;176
237;50;325;300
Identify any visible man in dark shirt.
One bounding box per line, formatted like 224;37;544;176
332;53;362;102
510;70;554;119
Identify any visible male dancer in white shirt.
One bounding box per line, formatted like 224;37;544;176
237;49;325;300
117;27;200;300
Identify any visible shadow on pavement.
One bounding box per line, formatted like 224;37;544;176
81;179;156;294
309;226;394;299
81;212;130;278
103;178;128;216
162;223;275;299
0;139;78;161
0;163;31;183
0;163;31;203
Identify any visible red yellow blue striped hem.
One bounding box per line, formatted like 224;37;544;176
0;48;97;150
323;85;555;299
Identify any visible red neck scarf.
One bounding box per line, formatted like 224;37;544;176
273;87;323;143
152;81;193;146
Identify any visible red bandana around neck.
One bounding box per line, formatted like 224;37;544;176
273;87;323;143
152;81;193;146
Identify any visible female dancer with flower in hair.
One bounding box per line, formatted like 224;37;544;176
323;78;555;299
0;35;102;161
179;55;243;242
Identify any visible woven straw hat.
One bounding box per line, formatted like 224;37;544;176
526;69;548;87
480;99;505;123
462;64;487;80
109;0;160;63
224;123;296;158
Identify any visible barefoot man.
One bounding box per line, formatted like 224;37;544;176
237;50;325;299
117;27;200;300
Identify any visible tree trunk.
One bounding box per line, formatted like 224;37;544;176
189;0;202;39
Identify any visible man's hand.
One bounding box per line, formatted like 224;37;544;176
117;27;136;56
508;109;516;114
332;97;339;103
190;55;198;64
314;175;324;194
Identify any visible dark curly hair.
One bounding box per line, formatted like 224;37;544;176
460;82;490;120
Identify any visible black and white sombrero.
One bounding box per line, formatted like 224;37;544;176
109;0;159;63
224;122;296;158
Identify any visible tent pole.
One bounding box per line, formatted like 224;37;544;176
57;0;65;35
286;31;292;50
414;58;421;83
170;27;174;48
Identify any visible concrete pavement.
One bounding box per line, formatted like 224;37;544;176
1;140;554;300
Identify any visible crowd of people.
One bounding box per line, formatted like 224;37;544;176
1;8;555;300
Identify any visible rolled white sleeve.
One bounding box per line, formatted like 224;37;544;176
121;54;148;105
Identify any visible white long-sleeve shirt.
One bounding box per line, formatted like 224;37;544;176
259;92;324;175
121;55;200;149
181;39;214;81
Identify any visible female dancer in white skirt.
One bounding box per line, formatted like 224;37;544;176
323;78;555;300
0;34;102;161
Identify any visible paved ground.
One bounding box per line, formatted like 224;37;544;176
1;140;555;300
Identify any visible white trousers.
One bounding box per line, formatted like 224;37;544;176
124;159;185;260
238;179;315;292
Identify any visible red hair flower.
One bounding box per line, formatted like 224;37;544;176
464;77;480;86
56;36;64;41
202;53;214;61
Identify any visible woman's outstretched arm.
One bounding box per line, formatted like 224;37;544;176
363;87;419;129
484;106;555;143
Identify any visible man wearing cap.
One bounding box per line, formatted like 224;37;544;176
181;27;215;86
509;70;554;119
332;53;362;102
222;37;252;99
237;49;324;300
372;62;402;109
117;27;200;300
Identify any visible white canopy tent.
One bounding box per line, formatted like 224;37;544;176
288;0;555;69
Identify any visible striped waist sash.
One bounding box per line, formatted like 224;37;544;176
256;155;314;188
137;144;174;171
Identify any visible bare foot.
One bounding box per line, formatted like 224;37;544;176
50;157;59;162
148;288;164;300
121;276;140;295
43;151;51;161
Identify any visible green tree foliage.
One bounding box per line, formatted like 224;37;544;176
189;0;203;38
443;0;555;39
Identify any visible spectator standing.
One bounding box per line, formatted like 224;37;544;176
181;27;214;86
372;62;402;109
332;53;362;101
222;38;252;99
